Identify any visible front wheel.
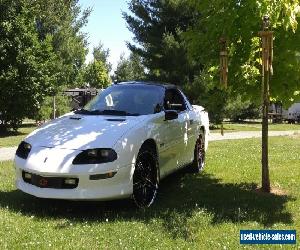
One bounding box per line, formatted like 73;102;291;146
132;148;159;208
190;131;206;173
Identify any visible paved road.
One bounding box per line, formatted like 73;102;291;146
0;130;299;162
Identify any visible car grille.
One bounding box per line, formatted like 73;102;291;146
22;171;78;189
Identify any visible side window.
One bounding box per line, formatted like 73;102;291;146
179;90;193;110
164;89;187;112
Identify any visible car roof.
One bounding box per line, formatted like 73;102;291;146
115;81;177;89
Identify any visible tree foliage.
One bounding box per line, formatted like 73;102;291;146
124;0;229;122
185;0;300;104
113;52;145;82
225;95;260;122
83;60;111;89
125;0;300;122
0;0;56;131
124;0;200;85
0;0;88;131
93;42;112;72
183;69;227;123
33;0;90;88
82;42;111;89
34;95;71;122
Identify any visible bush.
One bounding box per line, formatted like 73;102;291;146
34;95;71;122
225;95;260;122
183;72;227;124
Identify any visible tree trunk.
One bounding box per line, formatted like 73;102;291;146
261;65;270;192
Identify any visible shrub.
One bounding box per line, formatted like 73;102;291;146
33;95;71;122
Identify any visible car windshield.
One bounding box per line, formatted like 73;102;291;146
77;84;164;116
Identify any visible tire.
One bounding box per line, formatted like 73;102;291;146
191;130;206;173
132;147;159;208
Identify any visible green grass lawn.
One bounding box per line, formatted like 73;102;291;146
211;122;300;133
0;125;36;148
0;136;299;249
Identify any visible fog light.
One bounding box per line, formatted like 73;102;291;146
89;171;117;180
107;172;114;178
65;178;76;185
24;173;32;179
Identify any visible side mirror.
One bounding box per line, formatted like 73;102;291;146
165;110;178;121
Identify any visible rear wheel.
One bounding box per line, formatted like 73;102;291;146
132;148;159;208
191;131;205;173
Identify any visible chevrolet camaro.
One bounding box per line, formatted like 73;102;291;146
15;81;209;207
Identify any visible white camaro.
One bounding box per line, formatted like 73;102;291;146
15;82;209;207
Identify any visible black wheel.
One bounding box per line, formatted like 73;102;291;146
132;148;159;208
191;131;205;173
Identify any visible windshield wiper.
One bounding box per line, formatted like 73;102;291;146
74;109;140;116
74;109;92;114
74;109;104;115
101;110;140;116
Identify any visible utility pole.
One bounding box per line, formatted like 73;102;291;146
258;15;273;192
220;37;228;136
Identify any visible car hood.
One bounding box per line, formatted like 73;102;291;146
25;113;145;150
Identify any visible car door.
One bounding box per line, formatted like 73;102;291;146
180;91;199;165
158;88;188;176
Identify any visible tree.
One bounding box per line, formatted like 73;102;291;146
93;42;112;73
34;95;71;122
124;0;200;85
113;55;131;82
183;69;227;123
33;0;90;88
184;0;300;103
0;0;57;131
83;60;111;89
82;42;112;88
184;0;300;192
0;0;89;132
113;52;145;82
225;95;260;122
124;0;230;122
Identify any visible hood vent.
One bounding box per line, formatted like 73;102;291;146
70;117;82;120
106;118;126;122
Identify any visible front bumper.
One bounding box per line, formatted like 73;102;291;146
15;162;134;200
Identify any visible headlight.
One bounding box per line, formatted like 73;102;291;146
72;148;117;165
16;141;32;159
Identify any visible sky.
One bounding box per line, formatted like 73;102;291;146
78;0;133;71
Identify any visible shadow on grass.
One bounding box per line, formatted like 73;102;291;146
209;121;262;131
0;124;36;138
0;131;27;138
0;169;294;239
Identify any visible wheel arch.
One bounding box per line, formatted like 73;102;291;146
199;125;208;151
200;125;205;134
139;138;160;179
133;138;160;207
140;138;158;158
